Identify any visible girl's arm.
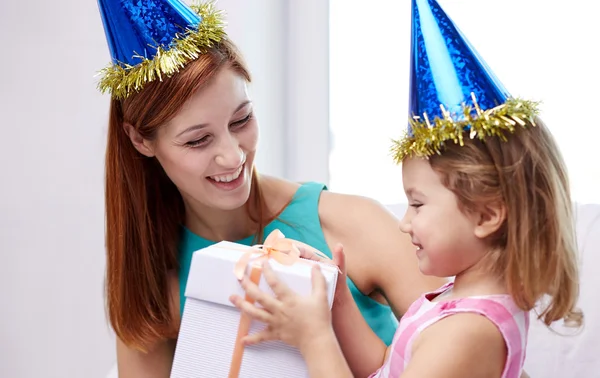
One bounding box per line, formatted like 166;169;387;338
330;286;389;377
401;313;507;378
327;246;389;377
299;330;354;378
283;242;389;377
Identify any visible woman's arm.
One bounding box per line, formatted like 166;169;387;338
116;337;176;378
116;270;181;378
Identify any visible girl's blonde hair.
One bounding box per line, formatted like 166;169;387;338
428;118;582;327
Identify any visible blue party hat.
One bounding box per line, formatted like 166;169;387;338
96;1;226;99
392;0;538;162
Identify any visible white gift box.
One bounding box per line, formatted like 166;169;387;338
170;240;338;378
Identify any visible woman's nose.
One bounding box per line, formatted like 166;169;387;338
215;136;245;169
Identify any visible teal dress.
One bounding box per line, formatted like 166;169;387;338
178;182;398;345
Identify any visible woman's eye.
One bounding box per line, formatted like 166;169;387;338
186;135;210;147
230;112;253;129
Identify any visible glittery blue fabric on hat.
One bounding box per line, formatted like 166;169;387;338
98;0;201;66
409;0;510;132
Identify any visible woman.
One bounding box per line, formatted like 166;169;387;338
96;1;444;376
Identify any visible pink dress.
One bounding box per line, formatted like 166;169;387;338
369;282;529;378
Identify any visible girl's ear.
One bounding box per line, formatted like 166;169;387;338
474;202;506;239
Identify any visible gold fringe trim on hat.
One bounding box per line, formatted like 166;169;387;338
391;94;540;163
97;2;225;100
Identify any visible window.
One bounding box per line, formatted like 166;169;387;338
328;0;600;204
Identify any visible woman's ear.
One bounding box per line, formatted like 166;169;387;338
473;202;506;239
124;123;155;157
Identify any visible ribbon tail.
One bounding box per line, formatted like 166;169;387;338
233;251;255;281
228;265;263;378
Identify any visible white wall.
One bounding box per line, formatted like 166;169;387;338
0;0;113;377
0;0;324;377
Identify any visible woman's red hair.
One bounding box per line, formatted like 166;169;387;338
104;39;267;350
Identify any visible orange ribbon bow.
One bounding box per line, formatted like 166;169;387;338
232;229;308;281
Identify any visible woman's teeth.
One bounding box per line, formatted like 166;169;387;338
210;165;243;183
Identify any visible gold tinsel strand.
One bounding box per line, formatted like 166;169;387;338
96;2;226;100
390;96;540;163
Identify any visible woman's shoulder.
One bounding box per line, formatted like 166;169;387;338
259;175;301;213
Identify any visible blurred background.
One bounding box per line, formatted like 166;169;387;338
1;0;598;377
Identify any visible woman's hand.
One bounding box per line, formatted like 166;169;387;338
229;259;334;353
293;242;351;308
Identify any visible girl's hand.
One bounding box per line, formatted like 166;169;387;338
229;259;334;353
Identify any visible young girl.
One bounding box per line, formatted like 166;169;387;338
229;1;582;377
